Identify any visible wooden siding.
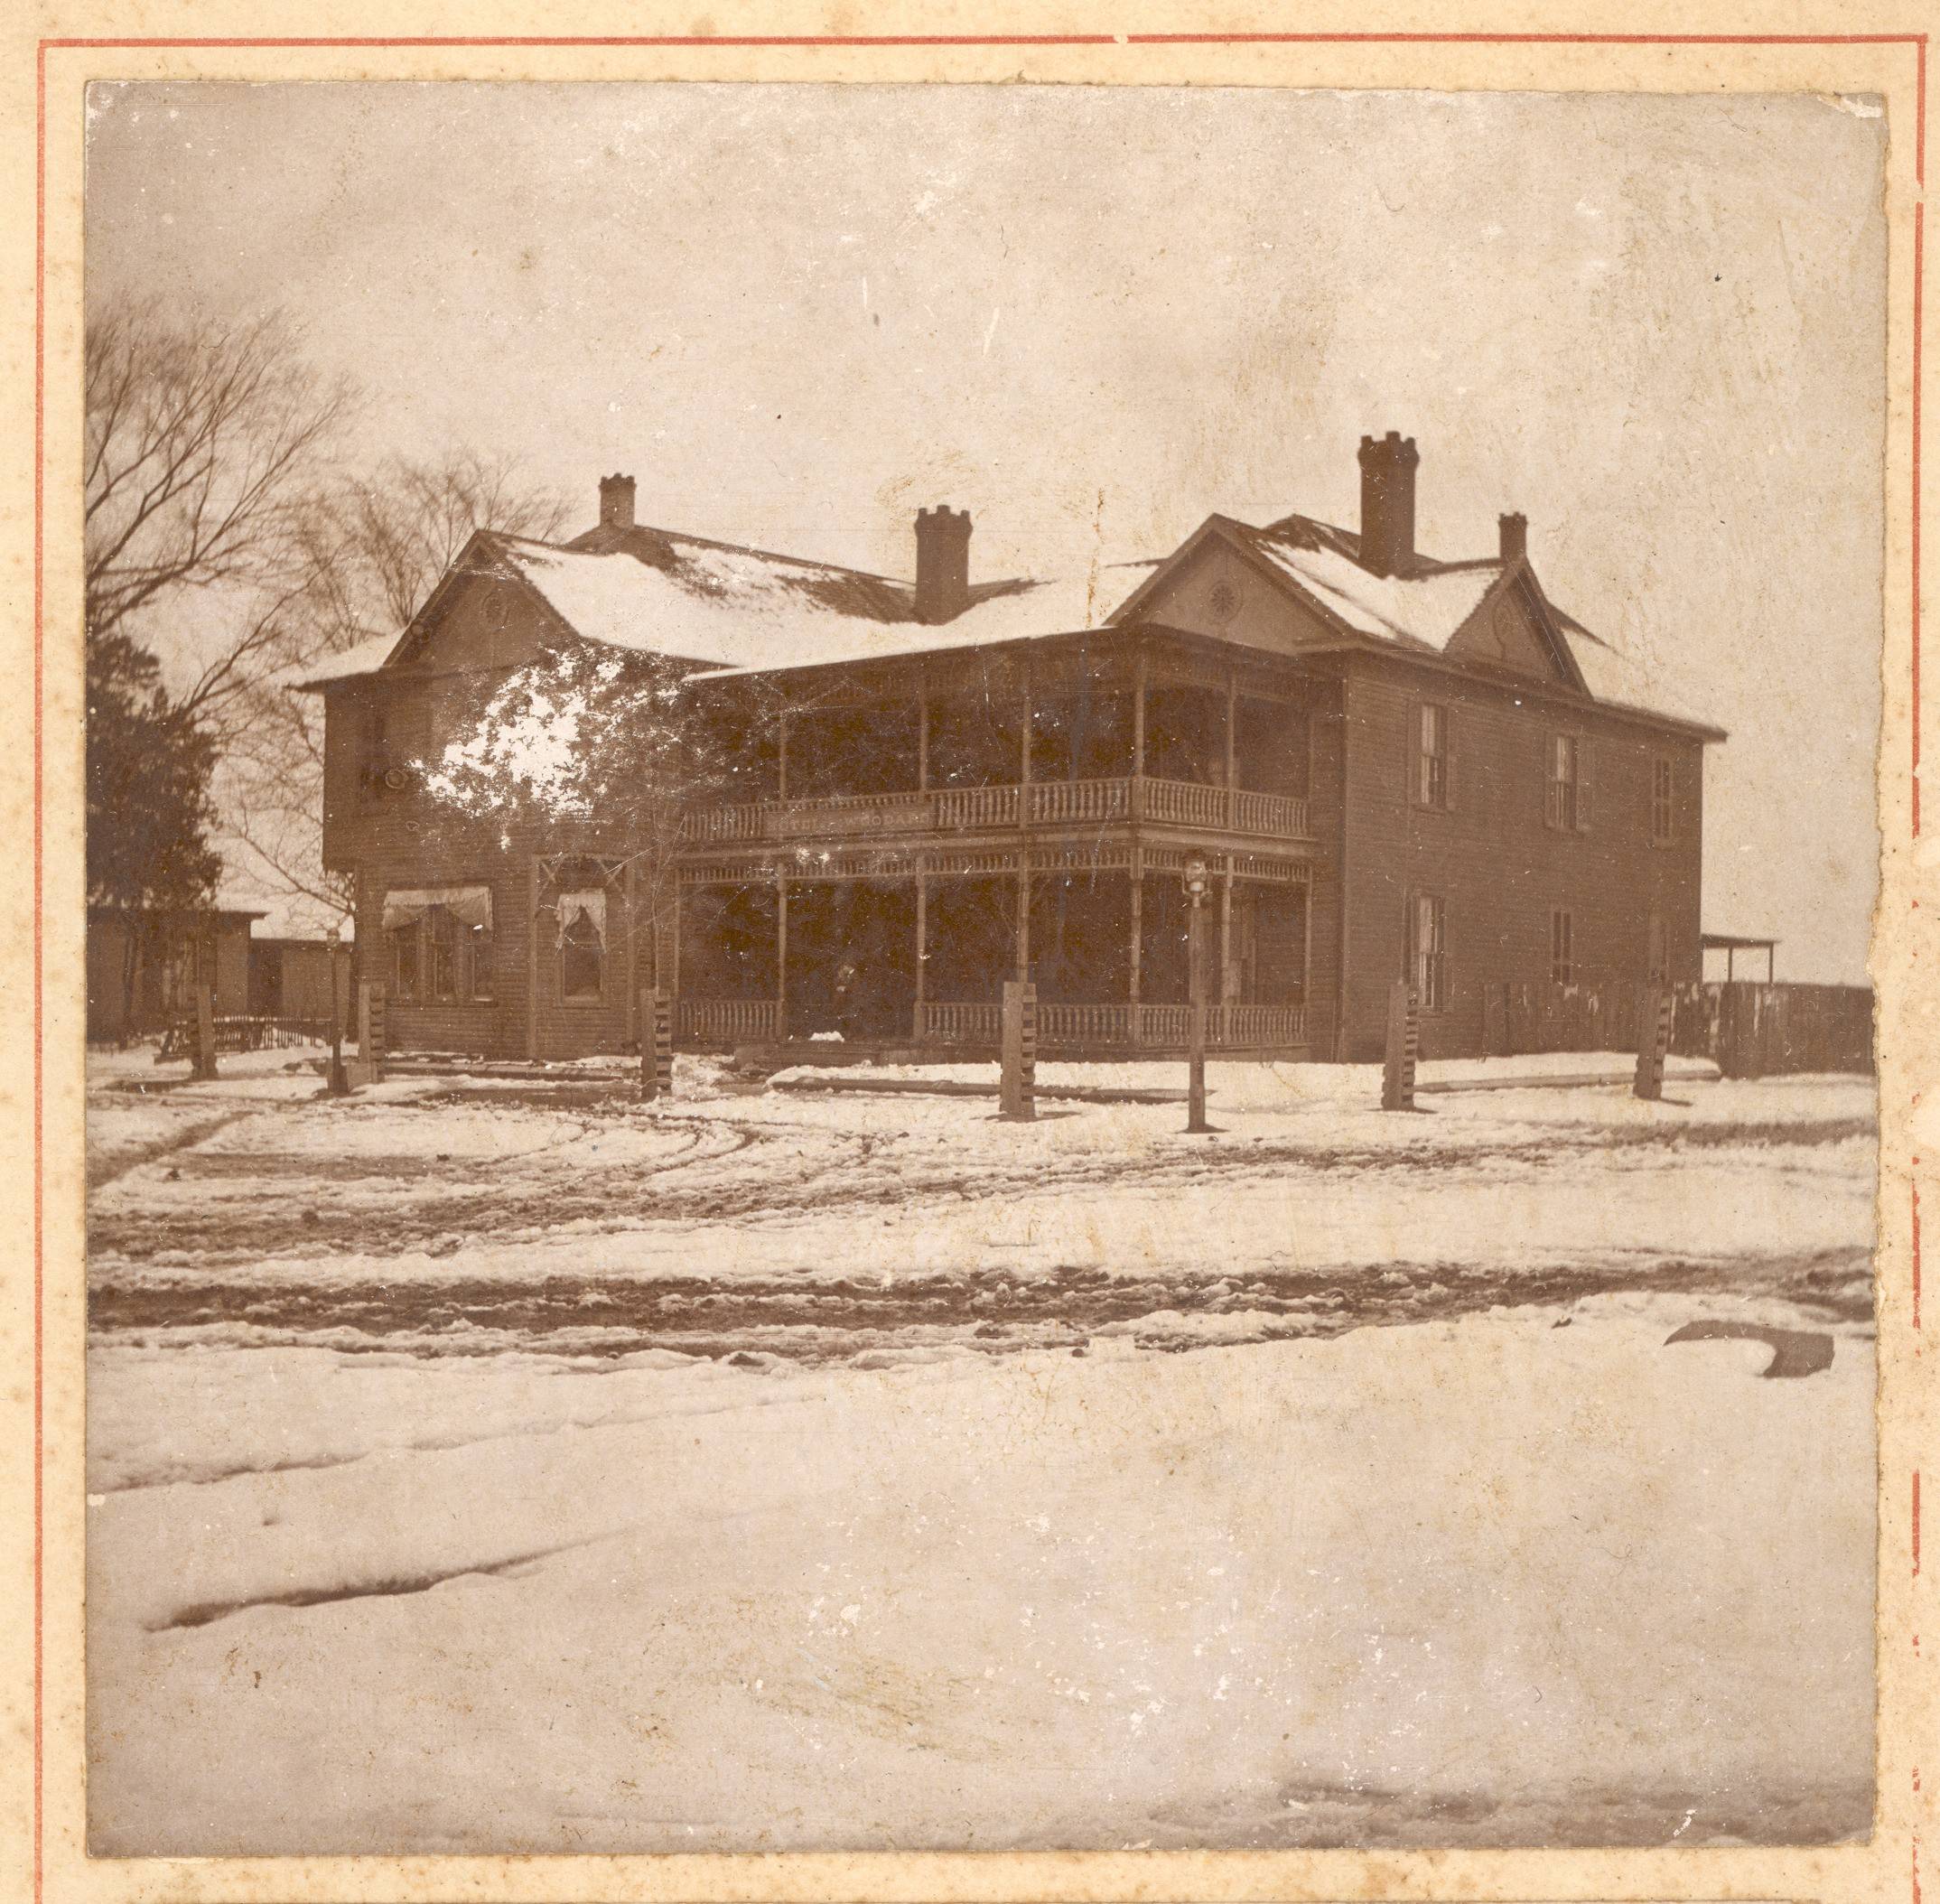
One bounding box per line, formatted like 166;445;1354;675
1334;656;1704;1060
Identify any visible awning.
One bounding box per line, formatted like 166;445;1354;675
556;889;607;947
382;885;494;931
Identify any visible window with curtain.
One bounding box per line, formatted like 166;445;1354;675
1416;704;1448;808
380;887;495;1003
558;890;606;1002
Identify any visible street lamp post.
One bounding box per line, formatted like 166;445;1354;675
1183;854;1212;1134
325;924;350;1097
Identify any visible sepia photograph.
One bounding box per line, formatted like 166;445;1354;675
78;78;1883;1856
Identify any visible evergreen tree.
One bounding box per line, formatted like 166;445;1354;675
86;625;222;1039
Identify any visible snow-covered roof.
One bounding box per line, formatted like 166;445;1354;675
684;564;1161;680
290;630;404;689
1242;528;1501;652
290;502;1719;736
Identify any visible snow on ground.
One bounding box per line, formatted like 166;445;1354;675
83;1045;1878;1853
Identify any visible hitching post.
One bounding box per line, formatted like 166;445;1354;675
193;977;217;1080
651;989;675;1100
1183;853;1212;1134
1381;978;1419;1111
324;923;350;1097
1634;984;1674;1102
1000;978;1037;1122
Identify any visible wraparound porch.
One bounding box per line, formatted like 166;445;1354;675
671;844;1314;1058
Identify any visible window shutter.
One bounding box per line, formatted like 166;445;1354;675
1541;730;1555;830
1403;705;1417;810
1576;735;1595;834
1404;888;1417;985
1442;706;1458;812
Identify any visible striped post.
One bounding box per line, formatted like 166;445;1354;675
1000;979;1037;1122
1381;978;1418;1111
1634;985;1674;1101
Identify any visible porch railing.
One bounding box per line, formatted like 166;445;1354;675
679;776;1310;846
676;997;781;1044
921;1001;1306;1050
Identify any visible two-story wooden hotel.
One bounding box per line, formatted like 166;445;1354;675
301;434;1721;1063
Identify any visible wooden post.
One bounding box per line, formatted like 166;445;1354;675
193;980;217;1080
1000;978;1037;1122
917;686;929;794
1128;860;1143;1043
352;981;374;1087
777;712;789;802
1132;650;1147;818
912;875;928;1040
1187;891;1211;1134
1634;984;1673;1102
1381;978;1419;1111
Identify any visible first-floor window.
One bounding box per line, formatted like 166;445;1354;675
1551;907;1574;986
382;886;495;1003
428;905;459;1001
558;890;607;1001
1407;891;1448;1011
390;919;421;998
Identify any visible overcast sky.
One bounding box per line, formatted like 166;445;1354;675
85;82;1887;980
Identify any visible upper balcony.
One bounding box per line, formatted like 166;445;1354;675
678;774;1311;847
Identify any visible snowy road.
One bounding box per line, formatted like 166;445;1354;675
84;1049;1878;1853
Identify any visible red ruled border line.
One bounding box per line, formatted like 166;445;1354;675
23;29;1932;1901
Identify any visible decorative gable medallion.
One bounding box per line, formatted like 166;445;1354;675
1208;579;1242;625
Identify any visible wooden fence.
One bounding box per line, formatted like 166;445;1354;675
158;1013;335;1059
1488;979;1872;1078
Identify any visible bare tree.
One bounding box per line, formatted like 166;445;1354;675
86;298;357;739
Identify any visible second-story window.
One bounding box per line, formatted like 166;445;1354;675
359;703;392;808
1545;733;1580;831
1416;704;1449;809
1651;755;1675;845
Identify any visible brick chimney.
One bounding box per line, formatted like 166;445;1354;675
914;505;973;624
1498;511;1528;563
599;473;637;531
1357;432;1420;578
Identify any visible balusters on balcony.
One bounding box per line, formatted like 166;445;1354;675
676;776;1310;845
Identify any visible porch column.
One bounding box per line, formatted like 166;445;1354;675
1220;859;1235;1005
1132;650;1147;818
1014;861;1031;982
776;873;789;1041
1129;854;1143;1044
1300;871;1313;1021
670;881;682;1003
912;874;928;1039
917;676;929;793
777;712;789;802
1020;662;1032;809
1226;669;1239;824
624;858;639;1050
526;855;541;1060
